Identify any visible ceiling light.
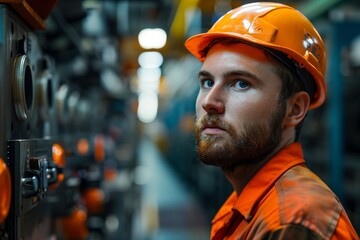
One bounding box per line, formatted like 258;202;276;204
138;28;167;49
138;51;163;68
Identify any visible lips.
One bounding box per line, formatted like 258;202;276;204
202;122;226;135
195;115;229;137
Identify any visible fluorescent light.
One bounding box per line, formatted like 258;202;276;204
137;92;158;123
138;51;163;68
138;28;167;49
137;67;161;93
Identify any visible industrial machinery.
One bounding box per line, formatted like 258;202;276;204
0;1;139;239
0;1;60;239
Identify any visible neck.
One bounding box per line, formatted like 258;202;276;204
224;137;293;195
223;158;267;196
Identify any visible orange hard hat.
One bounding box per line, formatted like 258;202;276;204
185;2;326;109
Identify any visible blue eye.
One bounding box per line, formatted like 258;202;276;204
202;79;214;88
234;80;249;89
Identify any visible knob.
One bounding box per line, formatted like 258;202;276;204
0;158;11;223
61;207;89;239
50;144;66;190
83;188;105;214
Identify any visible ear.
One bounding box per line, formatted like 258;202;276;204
284;91;310;127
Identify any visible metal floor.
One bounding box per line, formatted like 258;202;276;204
133;137;210;240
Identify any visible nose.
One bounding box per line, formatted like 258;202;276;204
200;86;225;114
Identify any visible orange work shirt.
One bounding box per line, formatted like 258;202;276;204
211;143;359;240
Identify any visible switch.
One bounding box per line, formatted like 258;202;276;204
46;162;59;185
27;157;48;193
21;175;39;197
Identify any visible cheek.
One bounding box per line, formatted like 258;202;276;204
227;96;277;123
225;100;249;129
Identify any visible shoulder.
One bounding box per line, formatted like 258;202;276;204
275;165;343;239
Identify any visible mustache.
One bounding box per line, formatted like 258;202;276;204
195;115;232;132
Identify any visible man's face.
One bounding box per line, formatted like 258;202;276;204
195;43;286;170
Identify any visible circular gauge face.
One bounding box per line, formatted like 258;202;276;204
12;55;34;121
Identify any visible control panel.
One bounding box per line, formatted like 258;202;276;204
6;139;58;239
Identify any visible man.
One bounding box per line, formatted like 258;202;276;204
185;2;359;239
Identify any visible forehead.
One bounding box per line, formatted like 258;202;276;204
201;42;280;81
204;42;271;64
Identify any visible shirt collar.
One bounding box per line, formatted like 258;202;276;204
212;142;305;223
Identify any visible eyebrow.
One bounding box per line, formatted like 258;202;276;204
198;69;261;82
198;70;212;79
